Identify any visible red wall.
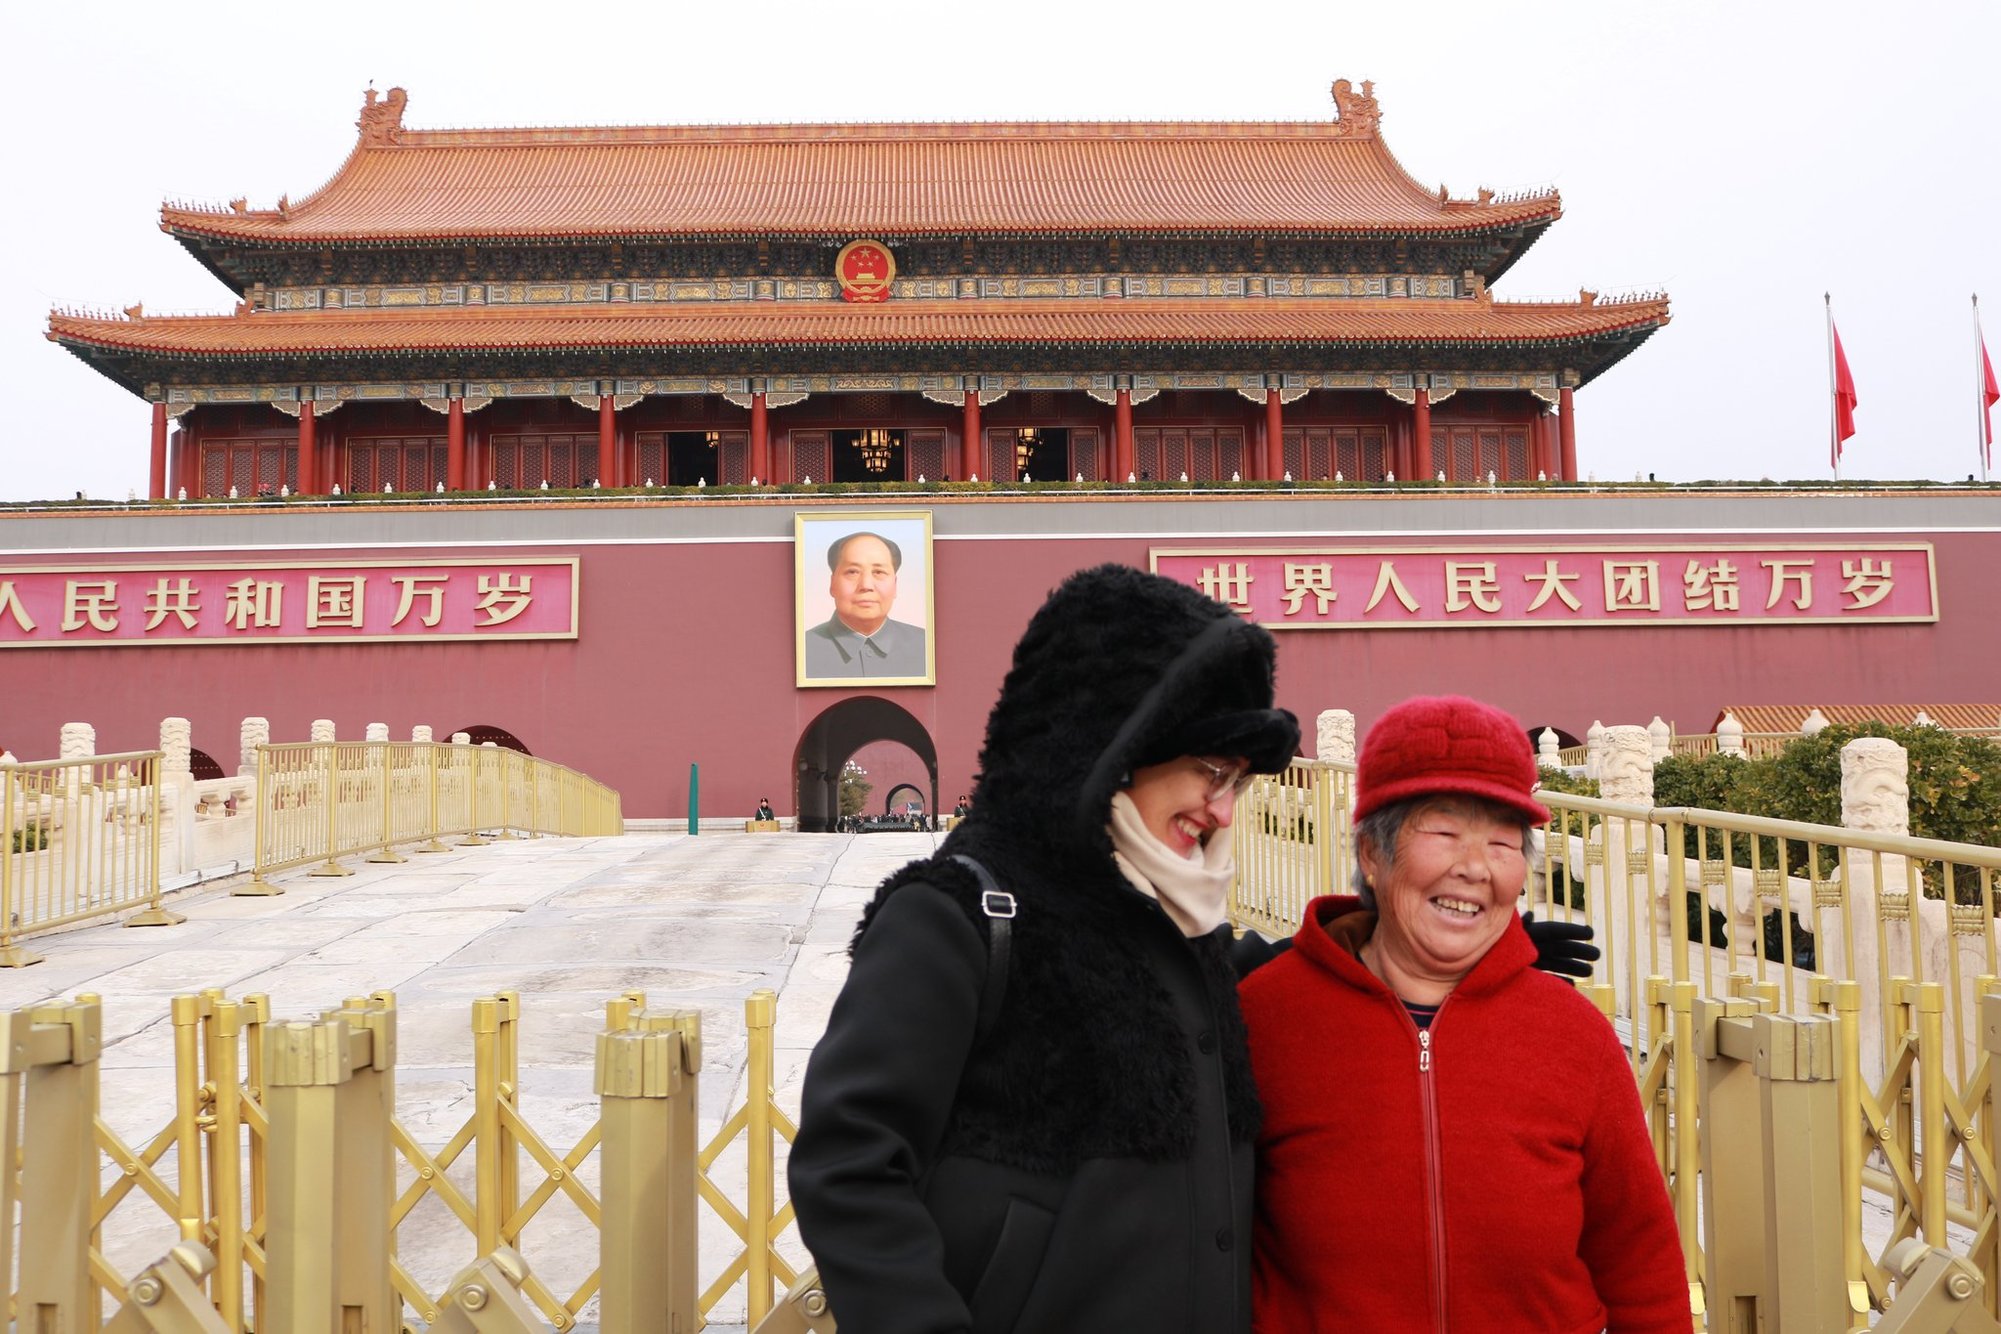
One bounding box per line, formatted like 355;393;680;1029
1;524;1994;818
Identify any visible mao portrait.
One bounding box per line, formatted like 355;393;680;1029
796;511;936;687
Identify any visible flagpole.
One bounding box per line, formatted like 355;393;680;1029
1977;294;1989;484
1826;293;1840;479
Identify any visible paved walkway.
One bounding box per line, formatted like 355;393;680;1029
2;829;939;1332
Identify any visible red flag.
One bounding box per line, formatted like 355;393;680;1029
1831;322;1859;465
1981;326;1998;466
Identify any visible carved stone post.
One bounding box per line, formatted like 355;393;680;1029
159;717;194;878
59;722;95;762
411;725;433;743
1800;707;1829;736
1314;710;1356;765
239;717;269;779
159;717;192;782
1537;728;1562;770
1647;716;1672;762
452;732;471;745
364;723;389;743
310;719;336;744
1584;720;1606;780
1717;711;1746;758
1837;736;1914;1084
1594;726;1657;1013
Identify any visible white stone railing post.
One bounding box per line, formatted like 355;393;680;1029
364;722;389;742
239;716;269;778
1801;707;1829;737
1647;716;1672;762
1833;736;1913;1084
1593;725;1657;1016
1716;711;1746;758
310;719;336;744
159;717;194;877
411;725;433;743
1537;728;1562;770
1584;720;1606;780
1314;709;1355;765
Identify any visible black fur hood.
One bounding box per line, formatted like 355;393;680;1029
948;562;1297;878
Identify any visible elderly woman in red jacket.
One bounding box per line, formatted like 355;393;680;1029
1239;694;1691;1333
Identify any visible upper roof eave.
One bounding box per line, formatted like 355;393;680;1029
155;83;1563;259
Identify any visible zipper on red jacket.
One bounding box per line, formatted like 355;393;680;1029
1404;1006;1451;1331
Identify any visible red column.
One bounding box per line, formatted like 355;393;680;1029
1412;389;1433;480
1114;388;1134;482
1559;386;1578;481
598;395;617;487
750;391;770;483
297;401;318;495
447;396;467;491
148;402;168;500
961;391;982;482
1263;388;1282;482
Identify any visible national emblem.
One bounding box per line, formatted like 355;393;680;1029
835;239;895;303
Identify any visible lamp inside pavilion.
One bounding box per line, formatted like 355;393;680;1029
49;80;1668;499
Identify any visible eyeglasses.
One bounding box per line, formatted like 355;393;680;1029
1192;756;1256;801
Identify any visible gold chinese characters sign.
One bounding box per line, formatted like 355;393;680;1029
0;557;580;648
1149;544;1938;629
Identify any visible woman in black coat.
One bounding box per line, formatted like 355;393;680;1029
790;564;1291;1334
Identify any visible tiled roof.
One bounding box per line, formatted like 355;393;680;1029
48;296;1668;358
1720;705;2001;735
157;94;1560;244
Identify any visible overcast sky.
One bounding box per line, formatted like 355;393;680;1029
5;0;1997;502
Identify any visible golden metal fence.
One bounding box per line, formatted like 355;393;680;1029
3;987;798;1331
0;751;176;967
1228;759;1351;938
246;742;622;892
1232;766;2001;1326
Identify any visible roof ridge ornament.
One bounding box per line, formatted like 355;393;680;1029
358;86;408;146
1328;78;1381;139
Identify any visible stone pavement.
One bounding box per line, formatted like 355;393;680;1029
1;828;940;1333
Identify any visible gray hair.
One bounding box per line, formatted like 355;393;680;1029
1351;794;1540;911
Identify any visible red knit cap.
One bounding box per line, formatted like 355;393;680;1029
1353;694;1551;824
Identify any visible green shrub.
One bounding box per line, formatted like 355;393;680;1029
10;823;47;853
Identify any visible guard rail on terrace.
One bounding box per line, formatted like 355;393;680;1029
1555;723;2001;768
1;988;800;1331
1230;760;2001;1328
245;741;623;891
0;740;623;966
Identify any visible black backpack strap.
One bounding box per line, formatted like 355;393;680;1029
949;854;1015;1041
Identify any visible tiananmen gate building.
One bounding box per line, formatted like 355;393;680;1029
48;81;1667;500
16;81;1996;826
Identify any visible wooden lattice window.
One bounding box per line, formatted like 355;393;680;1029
197;439;295;498
492;434;597;489
348;437;446;494
1071;427;1102;482
907;430;946;483
789;432;830;483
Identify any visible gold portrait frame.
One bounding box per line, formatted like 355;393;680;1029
795;510;937;687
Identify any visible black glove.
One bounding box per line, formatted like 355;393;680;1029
1523;912;1599;982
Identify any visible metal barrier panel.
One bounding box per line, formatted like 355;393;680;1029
0;751;170;964
5;987;794;1331
1230;758;1349;940
250;742;620;882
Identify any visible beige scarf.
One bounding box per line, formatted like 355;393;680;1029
1108;790;1236;937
